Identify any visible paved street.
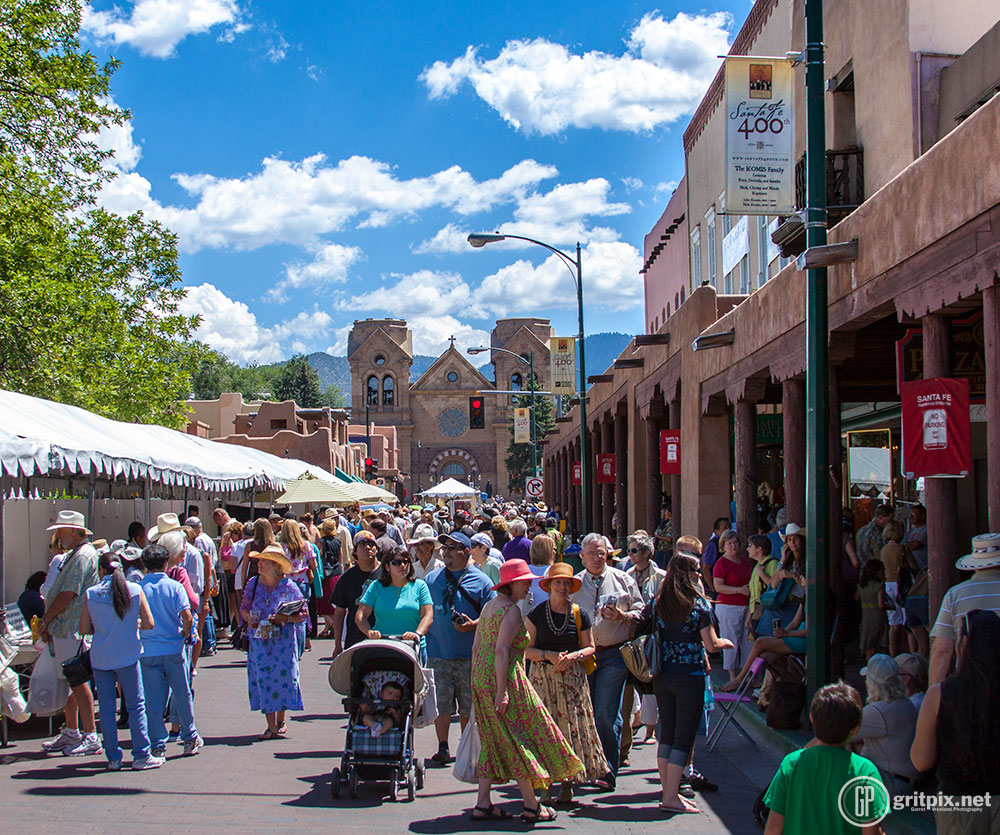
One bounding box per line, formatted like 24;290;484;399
1;643;780;834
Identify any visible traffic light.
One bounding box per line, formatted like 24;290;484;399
469;396;485;429
364;457;376;480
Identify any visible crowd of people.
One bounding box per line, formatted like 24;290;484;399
18;495;1000;831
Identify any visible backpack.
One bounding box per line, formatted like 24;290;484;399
318;536;342;577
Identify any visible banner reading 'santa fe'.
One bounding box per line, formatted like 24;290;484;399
724;56;795;215
550;337;577;395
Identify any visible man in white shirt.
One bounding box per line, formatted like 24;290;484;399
571;532;643;789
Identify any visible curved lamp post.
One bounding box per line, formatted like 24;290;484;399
467;232;589;533
468;345;537;478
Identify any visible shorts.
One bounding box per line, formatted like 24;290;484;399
782;636;807;654
226;571;240;595
428;656;473;718
51;635;90;682
885;582;906;627
904;595;929;629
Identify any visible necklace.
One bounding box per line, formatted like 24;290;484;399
544;600;573;636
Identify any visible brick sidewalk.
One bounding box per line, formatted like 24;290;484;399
0;643;772;833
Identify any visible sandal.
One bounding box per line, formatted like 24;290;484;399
718;679;740;693
259;728;278;741
659;799;700;814
521;804;557;824
276;723;287;736
470;803;513;820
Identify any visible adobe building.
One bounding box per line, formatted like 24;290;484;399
348;317;553;498
543;0;1000;675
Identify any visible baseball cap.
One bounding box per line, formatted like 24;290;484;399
470;532;493;549
859;653;898;682
439;531;472;549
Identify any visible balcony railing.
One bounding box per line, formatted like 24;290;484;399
774;147;865;258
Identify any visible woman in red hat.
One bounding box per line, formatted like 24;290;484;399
469;559;583;823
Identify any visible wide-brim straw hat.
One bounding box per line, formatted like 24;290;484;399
147;512;192;543
955;533;1000;571
407;523;440;548
539;561;582;594
249;543;293;575
779;522;806;542
46;510;93;535
491;558;536;590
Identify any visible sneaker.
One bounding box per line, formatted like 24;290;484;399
679;780;696;799
42;728;81;754
151;747;166;758
132;755;165;771
182;736;204;756
107;760;123;772
687;769;718;792
430;745;451;765
63;733;102;757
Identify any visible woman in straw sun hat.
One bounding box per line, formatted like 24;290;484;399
239;544;308;740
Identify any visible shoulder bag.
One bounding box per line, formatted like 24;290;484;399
760;576;795;611
61;639;92;688
620;635;652;683
572;604;597;675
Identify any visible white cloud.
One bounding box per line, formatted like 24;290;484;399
82;0;243;58
412;223;473;255
266;243;364;303
421;11;731;135
100;154;558;254
407;316;492;358
339;270;485;319
178;282;330;364
476;240;642;317
654;180;679;198
621;176;643;192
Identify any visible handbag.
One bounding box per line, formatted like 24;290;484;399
453;705;481;784
414;667;438;729
643;627;662;678
620;636;652;683
61;639;92;688
761;577;795;611
572;604;597;675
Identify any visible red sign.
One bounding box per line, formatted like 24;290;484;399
596;453;616;484
571;462;581;486
660;429;681;474
901;377;971;478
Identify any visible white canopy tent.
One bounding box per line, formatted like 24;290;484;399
418;478;478;499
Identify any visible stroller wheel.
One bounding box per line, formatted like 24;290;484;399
406;769;416;802
415;761;425;790
330;767;341;800
348;766;359;799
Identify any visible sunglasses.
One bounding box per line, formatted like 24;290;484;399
389;558;411;567
628;547;644;553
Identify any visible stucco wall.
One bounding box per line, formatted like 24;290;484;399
643;182;689;333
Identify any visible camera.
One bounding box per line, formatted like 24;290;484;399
450;611;465;624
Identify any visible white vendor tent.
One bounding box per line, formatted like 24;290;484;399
418;478;478;499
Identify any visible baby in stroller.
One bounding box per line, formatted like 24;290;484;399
358;680;405;738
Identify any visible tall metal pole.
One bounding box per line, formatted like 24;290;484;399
576;242;590;533
365;400;371;456
529;352;538;477
804;0;831;698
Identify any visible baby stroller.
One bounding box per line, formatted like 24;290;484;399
328;637;427;802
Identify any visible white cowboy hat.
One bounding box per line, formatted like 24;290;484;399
779;522;807;542
955;533;1000;571
147;512;192;543
46;510;93;535
406;523;440;548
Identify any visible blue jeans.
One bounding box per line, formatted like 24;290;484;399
142;652;198;747
168;642;194;724
588;646;628;780
93;662;150;763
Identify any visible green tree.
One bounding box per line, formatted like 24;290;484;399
322;384;345;408
505;373;556;494
0;0;197;427
273;354;323;407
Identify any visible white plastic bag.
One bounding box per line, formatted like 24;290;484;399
453;705;481;784
25;645;70;717
414;667;438;729
1;667;30;723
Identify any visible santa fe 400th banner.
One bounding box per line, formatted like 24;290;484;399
724;56;795;215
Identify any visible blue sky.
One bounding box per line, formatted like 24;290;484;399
86;0;751;363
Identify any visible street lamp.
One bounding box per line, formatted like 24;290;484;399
468;345;538;478
467;232;589;533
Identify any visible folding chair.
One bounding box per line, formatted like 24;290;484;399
706;656;766;752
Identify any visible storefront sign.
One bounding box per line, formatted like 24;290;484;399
722;215;750;276
550;337;577;395
572;461;581;486
724;56;795;215
596;453;616;484
513;407;531;443
901;377;971;478
660;429;681;475
895;311;985;402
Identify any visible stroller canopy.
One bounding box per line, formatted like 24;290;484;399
328;638;426;696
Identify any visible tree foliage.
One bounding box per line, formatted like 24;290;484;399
273;354;323;407
505;373;556;494
0;0;199;427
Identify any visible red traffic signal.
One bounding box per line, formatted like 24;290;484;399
469;396;485;429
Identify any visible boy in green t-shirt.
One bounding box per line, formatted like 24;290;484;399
764;682;888;834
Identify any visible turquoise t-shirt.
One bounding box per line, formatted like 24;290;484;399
764;745;887;833
360;579;432;649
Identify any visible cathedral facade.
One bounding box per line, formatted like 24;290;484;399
347;317;553;499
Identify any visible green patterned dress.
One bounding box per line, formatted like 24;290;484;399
471;599;584;788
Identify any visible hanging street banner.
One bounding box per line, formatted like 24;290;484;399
901;377;971;478
513;407;531;444
724;56;795;215
572;462;581;486
596;453;616;484
550;337;577;395
660;429;681;475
